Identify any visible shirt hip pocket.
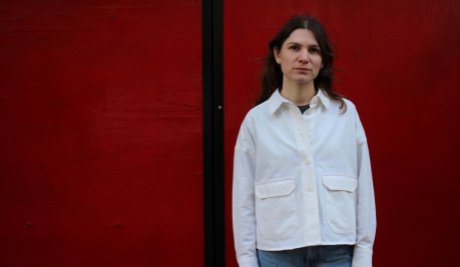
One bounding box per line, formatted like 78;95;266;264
255;177;298;239
323;174;358;234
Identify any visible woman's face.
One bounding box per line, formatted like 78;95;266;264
274;29;323;87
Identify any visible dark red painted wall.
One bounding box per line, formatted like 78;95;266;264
0;0;203;266
224;0;460;266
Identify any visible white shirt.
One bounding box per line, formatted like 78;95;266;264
232;89;376;267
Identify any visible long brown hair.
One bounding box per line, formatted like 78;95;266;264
255;15;346;112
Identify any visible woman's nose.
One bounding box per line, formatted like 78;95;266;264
299;49;309;62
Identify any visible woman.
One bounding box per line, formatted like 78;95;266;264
232;15;376;267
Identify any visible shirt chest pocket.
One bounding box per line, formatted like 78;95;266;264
323;174;358;234
255;178;298;240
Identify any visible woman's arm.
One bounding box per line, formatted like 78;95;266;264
352;113;377;267
233;119;259;267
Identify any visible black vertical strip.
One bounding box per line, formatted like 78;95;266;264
203;0;225;266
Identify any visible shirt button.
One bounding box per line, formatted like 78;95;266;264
307;110;313;115
307;185;314;191
305;159;310;165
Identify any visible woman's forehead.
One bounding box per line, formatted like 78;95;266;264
284;29;318;45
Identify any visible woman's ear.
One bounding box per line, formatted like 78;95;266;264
273;48;281;64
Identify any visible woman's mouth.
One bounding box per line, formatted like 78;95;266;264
295;68;311;72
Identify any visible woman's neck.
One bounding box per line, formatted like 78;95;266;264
280;80;316;106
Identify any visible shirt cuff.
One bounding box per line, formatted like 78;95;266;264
238;256;259;267
352;246;373;267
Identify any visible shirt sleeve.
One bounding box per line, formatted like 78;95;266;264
232;118;259;267
352;112;377;267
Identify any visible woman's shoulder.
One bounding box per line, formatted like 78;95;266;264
245;101;271;118
343;98;357;112
322;97;358;116
237;101;272;134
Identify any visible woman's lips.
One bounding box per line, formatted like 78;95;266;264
295;68;311;72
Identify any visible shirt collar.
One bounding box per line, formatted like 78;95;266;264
268;89;289;115
314;89;330;110
268;88;330;115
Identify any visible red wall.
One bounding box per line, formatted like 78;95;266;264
224;0;460;266
0;0;203;266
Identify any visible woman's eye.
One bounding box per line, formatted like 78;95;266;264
289;46;300;51
309;48;320;53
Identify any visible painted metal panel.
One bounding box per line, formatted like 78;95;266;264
0;0;203;266
224;0;460;266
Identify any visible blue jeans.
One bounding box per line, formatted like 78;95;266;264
257;245;353;267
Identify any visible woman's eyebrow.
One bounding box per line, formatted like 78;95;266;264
286;42;320;47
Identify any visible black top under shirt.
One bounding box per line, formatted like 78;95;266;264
297;104;310;114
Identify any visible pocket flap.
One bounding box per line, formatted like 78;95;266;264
323;175;357;192
255;178;295;199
